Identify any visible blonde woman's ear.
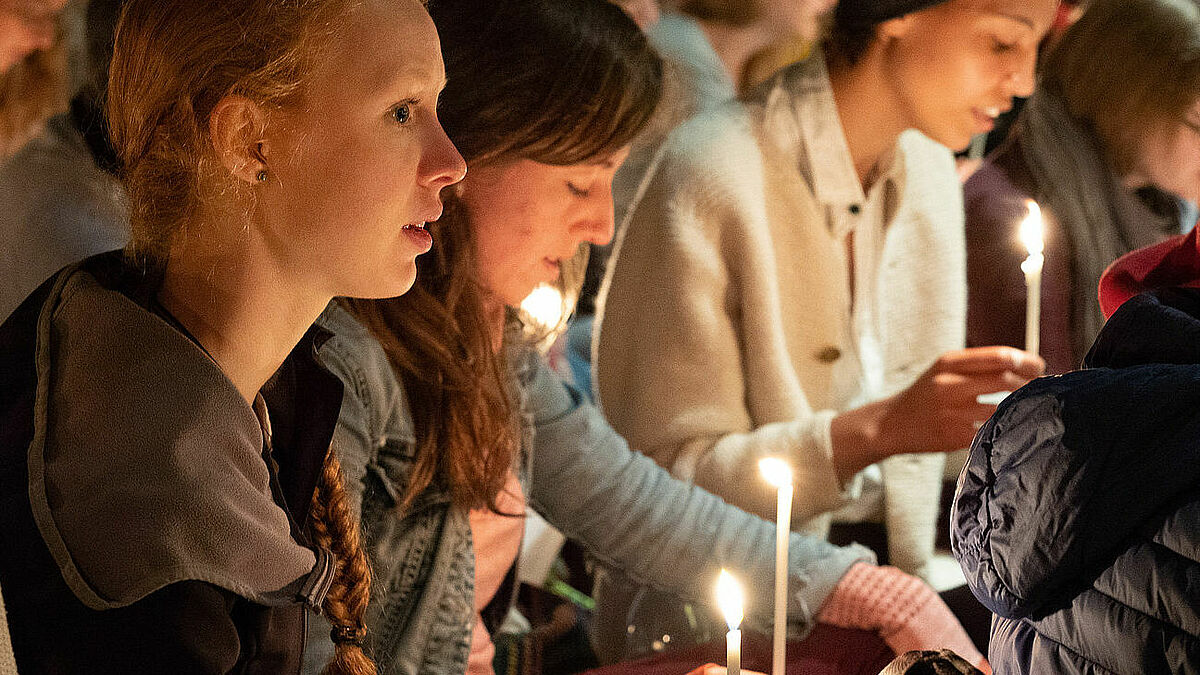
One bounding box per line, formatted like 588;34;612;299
208;94;270;184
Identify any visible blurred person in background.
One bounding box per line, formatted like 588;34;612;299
570;0;835;398
0;0;127;322
0;0;69;158
966;0;1200;375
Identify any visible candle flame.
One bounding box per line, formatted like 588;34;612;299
758;457;793;488
717;569;745;630
1019;200;1044;257
520;284;564;330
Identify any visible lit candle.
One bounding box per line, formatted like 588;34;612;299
758;457;793;675
1019;200;1044;355
717;569;744;675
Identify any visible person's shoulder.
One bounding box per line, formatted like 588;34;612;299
315;300;415;438
316;301;397;390
660;100;759;173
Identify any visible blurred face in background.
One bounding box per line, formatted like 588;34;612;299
1125;98;1200;204
0;0;66;74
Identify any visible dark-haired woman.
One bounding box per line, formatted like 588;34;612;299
596;0;1054;615
0;0;465;672
307;0;983;673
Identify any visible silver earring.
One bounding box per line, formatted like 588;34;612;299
256;169;268;182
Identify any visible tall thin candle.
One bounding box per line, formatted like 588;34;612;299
1019;200;1044;355
758;457;793;675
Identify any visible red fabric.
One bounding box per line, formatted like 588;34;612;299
579;626;894;675
1098;226;1200;318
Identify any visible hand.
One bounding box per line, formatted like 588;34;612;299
832;347;1043;481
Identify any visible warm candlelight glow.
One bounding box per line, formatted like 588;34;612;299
758;457;793;489
520;284;564;329
1019;200;1044;259
717;569;745;629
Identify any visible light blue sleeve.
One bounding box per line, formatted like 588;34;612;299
524;354;873;636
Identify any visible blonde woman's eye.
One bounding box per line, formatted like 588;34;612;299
392;103;413;125
567;181;590;198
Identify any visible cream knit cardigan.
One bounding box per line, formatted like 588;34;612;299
595;61;966;578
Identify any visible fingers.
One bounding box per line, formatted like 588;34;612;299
932;347;1045;378
934;370;1035;402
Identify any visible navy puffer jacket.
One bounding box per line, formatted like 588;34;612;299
953;287;1200;674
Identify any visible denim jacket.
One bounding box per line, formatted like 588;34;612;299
306;302;872;675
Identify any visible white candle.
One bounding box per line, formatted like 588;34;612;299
1019;200;1044;355
717;569;745;675
758;457;793;675
727;628;741;675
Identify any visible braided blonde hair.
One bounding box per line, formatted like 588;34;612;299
309;450;376;675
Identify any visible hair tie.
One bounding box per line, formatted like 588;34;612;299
330;624;365;647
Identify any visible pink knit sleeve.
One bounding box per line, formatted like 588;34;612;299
816;563;989;673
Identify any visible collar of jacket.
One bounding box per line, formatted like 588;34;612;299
27;252;337;611
753;51;908;237
1086;286;1200;369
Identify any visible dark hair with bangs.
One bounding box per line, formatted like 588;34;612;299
346;0;662;514
433;0;661;166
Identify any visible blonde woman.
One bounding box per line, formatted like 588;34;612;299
0;0;464;672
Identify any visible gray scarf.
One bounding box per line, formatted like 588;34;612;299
1019;89;1178;362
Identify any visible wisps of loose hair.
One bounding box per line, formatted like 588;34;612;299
106;0;356;263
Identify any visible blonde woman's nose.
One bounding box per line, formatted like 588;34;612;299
422;121;467;189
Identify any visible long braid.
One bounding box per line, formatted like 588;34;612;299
309;448;377;675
